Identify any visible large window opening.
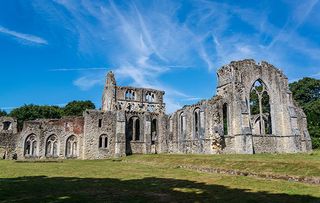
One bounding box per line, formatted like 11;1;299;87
46;135;58;158
24;134;37;157
126;117;140;142
194;108;201;139
66;135;78;158
179;112;186;140
250;79;272;135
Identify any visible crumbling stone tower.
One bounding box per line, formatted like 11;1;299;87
102;71;117;111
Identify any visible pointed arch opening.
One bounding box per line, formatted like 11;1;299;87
250;79;272;135
66;135;78;158
24;134;37;157
194;108;201;139
46;134;59;158
179;112;186;139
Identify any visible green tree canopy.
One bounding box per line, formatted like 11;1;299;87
63;100;96;116
289;77;320;148
289;77;320;106
9;105;63;130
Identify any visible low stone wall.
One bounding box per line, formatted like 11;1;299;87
252;135;279;153
129;141;146;154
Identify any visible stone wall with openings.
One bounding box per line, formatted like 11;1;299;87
83;110;118;159
16;117;84;160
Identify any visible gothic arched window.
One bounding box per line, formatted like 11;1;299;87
194;108;200;138
24;134;37;157
250;79;272;135
66;135;78;158
180;112;186;139
46;134;58;158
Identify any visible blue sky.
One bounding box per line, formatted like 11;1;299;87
0;0;320;113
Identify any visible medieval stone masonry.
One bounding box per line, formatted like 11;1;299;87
0;59;312;160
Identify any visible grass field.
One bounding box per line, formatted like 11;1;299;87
0;151;320;203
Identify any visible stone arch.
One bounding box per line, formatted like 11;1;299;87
249;79;272;135
66;135;78;158
46;134;59;158
24;134;38;158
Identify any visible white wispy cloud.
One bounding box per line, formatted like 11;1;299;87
31;0;320;112
73;76;104;91
0;25;48;45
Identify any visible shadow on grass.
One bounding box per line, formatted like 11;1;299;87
0;176;319;203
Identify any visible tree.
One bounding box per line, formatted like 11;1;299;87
289;77;320;148
63;100;96;116
0;110;7;117
9;105;62;130
289;77;320;106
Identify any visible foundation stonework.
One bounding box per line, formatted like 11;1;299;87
0;59;312;160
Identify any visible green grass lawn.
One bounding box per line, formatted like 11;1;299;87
0;151;320;203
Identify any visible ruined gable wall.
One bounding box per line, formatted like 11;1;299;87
217;59;312;153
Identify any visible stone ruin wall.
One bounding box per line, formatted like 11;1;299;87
115;86;165;114
218;60;311;153
15;117;84;160
82;110;117;159
0;59;313;160
168;59;312;154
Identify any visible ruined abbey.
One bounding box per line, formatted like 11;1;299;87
0;59;313;160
